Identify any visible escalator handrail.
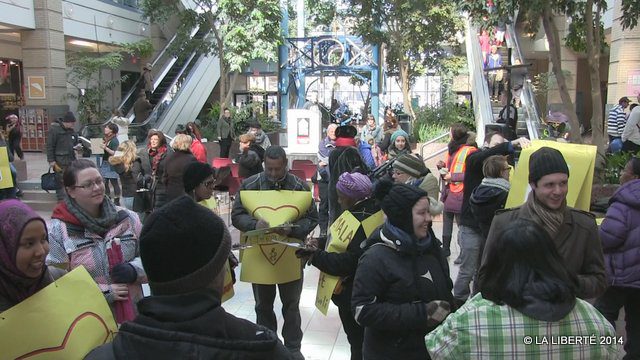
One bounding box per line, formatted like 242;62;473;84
117;31;183;115
129;46;201;130
464;16;493;144
505;17;541;139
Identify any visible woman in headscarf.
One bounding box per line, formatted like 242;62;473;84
0;200;66;312
47;159;145;318
134;130;173;210
351;180;453;360
296;172;382;360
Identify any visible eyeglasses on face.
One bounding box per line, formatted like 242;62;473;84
73;178;104;190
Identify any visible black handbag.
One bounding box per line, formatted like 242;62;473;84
133;174;155;212
41;168;60;193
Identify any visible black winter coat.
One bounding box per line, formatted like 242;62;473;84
235;145;263;178
134;147;173;210
84;290;292;360
163;150;197;202
351;225;453;360
311;198;381;307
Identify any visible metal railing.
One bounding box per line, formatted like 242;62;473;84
505;15;541;140
420;131;450;160
464;16;493;144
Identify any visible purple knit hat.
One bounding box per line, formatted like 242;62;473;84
0;200;49;303
336;172;372;201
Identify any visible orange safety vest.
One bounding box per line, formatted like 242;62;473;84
445;145;477;193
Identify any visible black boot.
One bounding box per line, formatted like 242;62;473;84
441;236;451;257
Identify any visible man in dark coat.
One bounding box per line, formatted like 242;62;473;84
46;111;80;200
85;196;292;360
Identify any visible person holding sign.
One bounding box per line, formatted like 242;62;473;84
478;147;606;299
47;159;146;320
351;180;453;360
296;172;382;360
87;195;292;359
231;145;318;360
0;200;66;312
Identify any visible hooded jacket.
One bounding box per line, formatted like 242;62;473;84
599;179;640;288
84;290;292;360
351;223;453;360
469;179;509;239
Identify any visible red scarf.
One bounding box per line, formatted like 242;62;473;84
335;137;356;147
148;144;167;174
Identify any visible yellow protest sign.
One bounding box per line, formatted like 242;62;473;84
199;197;232;300
0;267;118;359
221;261;235;303
315;211;361;315
506;140;597;211
199;197;219;214
0;147;13;189
361;210;384;238
239;190;312;285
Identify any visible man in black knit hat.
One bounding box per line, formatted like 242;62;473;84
86;195;292;359
478;147;606;300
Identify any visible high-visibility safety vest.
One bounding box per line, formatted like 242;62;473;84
445;145;477;193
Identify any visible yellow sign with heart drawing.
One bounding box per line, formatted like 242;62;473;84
0;267;117;359
238;190;312;285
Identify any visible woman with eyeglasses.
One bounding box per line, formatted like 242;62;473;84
47;159;145;317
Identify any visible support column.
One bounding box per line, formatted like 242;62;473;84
21;0;68;120
607;0;640;104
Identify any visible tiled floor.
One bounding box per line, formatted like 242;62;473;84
220;222;460;360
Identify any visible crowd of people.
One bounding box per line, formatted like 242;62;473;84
0;104;638;360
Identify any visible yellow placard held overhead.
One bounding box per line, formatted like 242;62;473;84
239;190;312;285
506;140;597;211
316;210;364;315
0;266;118;360
0;147;13;189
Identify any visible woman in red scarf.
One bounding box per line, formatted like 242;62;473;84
133;130;172;212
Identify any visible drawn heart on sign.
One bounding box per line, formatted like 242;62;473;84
16;312;112;359
252;205;301;225
259;243;288;266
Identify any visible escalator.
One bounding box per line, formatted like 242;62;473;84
464;16;541;143
83;25;220;145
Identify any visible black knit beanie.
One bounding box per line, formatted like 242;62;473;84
373;179;428;234
393;153;429;178
528;147;570;184
140;195;231;295
183;162;214;193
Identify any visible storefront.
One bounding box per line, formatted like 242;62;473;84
0;58;24;120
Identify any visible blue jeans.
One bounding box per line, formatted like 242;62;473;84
453;225;483;301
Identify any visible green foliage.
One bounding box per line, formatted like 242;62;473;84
604;151;633;184
140;0;282;73
119;39;155;58
65;40;155;124
564;4;608;54
412;102;475;142
620;0;640;30
531;70;572;96
199;103;281;140
349;0;464;117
